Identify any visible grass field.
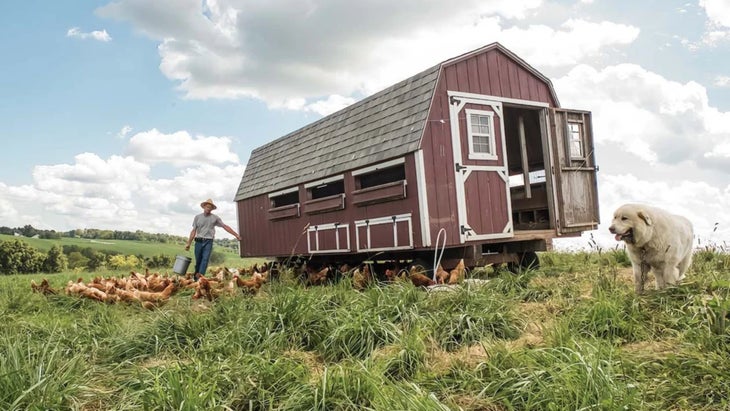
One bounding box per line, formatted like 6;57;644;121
2;249;729;410
0;234;248;267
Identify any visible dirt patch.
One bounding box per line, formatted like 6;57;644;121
506;328;545;350
282;349;325;381
448;394;507;411
427;342;489;373
139;356;191;369
621;339;678;359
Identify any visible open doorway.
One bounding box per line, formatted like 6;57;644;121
503;106;552;231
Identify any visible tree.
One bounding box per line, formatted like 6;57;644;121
43;245;68;273
108;255;141;270
86;251;107;271
145;254;174;269
20;224;38;238
0;240;45;274
67;252;89;270
40;230;62;239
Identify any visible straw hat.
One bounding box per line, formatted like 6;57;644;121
200;198;217;210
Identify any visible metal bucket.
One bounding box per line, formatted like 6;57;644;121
173;255;192;274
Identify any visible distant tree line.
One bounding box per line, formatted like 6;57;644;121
0;225;183;243
0;239;225;275
0;225;239;250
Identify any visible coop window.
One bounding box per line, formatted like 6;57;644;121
306;176;345;200
466;109;497;160
356;164;406;190
568;121;584;159
269;188;299;208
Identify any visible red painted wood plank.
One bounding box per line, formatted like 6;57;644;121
477;52;491;95
486;50;502;96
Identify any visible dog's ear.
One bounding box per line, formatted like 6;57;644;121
637;210;652;226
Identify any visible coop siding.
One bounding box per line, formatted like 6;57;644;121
421;74;462;247
238;155;423;258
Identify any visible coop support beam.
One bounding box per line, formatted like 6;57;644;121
518;115;531;199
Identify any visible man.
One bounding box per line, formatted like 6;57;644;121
185;199;241;280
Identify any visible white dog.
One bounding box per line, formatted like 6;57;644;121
609;204;693;293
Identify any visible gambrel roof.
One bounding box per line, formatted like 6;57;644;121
234;43;557;201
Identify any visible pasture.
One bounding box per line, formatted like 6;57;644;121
0;234;244;267
2;249;729;410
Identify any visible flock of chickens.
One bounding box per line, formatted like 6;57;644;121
30;259;467;308
30;264;271;309
304;258;466;290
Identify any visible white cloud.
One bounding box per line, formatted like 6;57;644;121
0;127;245;238
33;153;149;201
693;0;730;48
714;75;730;87
554;63;730;171
97;0;637;112
66;27;112;42
701;0;730;27
0;197;18;220
704;142;730;159
303;95;357;116
116;125;133;139
125;128;240;167
502;19;639;68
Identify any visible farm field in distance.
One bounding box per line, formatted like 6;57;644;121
1;249;729;410
0;233;247;268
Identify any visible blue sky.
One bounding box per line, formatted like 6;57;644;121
1;0;729;249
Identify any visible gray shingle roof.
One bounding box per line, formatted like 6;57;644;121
234;63;440;201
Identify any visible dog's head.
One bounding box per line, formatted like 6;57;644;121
608;204;652;245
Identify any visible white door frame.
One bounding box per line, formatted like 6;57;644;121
447;91;514;243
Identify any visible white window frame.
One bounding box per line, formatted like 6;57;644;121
567;121;584;159
465;109;497;160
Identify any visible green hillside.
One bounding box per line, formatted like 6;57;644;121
0;234;255;267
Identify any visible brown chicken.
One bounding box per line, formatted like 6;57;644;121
74;282;110;302
307;266;329;286
31;278;57;295
448;259;465;285
435;264;450;284
193;276;214;301
234;272;265;294
134;281;176;303
409;265;435;287
352;264;371;291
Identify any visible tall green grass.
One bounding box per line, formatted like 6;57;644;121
1;250;729;409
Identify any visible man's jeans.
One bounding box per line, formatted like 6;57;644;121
194;238;213;278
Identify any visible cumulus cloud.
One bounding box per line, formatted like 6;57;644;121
693;0;730;48
501;19;639;68
701;0;730;27
97;0;637;114
66;27;112;42
704;142;730;159
0;132;245;237
554;63;730;172
125;128;240;167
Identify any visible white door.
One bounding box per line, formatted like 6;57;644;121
448;91;513;243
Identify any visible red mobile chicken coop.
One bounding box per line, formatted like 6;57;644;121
234;42;599;270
